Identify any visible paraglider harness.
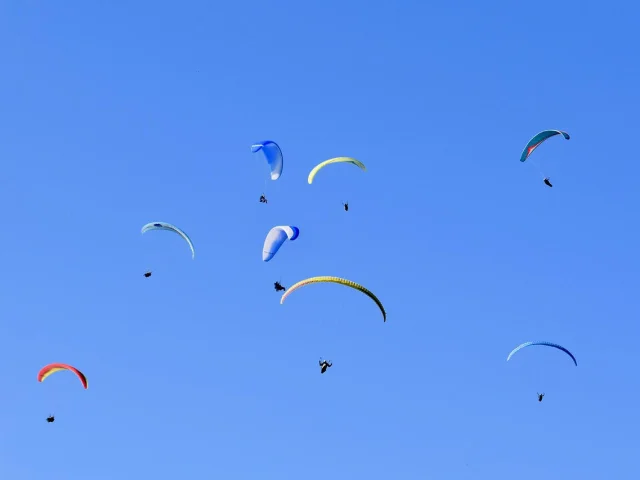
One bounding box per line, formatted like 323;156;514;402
319;358;332;374
259;194;268;204
274;281;286;292
46;415;55;423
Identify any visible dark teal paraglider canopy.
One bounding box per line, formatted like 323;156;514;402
519;130;570;163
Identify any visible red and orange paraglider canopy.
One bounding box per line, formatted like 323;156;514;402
37;363;88;389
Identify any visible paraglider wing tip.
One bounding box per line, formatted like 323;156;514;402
251;144;262;153
290;227;300;241
270;172;281;180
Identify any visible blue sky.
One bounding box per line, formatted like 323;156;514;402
1;1;638;479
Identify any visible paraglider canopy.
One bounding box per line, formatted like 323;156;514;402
38;363;88;389
507;341;577;366
262;226;300;262
281;276;386;322
307;157;366;184
251;141;283;180
141;222;195;260
519;130;570;163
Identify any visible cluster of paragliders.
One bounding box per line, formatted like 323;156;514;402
40;130;576;423
252;141;385;374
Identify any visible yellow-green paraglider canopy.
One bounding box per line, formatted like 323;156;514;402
307;157;366;184
280;275;386;322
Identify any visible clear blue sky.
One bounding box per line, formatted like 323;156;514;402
1;1;638;479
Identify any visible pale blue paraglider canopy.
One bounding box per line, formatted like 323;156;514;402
251;140;283;180
141;222;195;259
507;341;577;366
262;226;299;262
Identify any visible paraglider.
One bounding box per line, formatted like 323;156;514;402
343;202;349;211
508;343;574;402
281;276;386;322
308;157;366;184
251;141;284;181
144;271;152;278
274;281;286;292
319;358;332;374
259;194;268;204
520;130;570;186
141;222;195;260
507;341;577;366
38;363;87;422
262;226;300;262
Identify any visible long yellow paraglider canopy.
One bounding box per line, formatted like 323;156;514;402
307;157;366;184
280;276;386;322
